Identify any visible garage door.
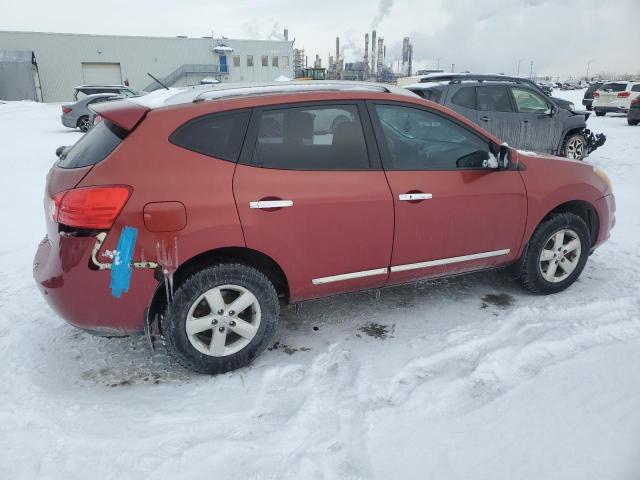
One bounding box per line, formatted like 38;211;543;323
81;62;122;85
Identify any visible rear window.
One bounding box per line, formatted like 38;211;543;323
601;83;627;92
451;87;476;109
170;110;250;161
413;88;442;103
58;121;126;169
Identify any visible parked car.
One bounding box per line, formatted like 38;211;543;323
35;82;615;374
582;82;604;111
405;76;605;160
73;84;139;100
628;97;640;126
61;93;124;132
536;81;554;96
593;81;640;116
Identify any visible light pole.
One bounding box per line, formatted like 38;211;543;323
517;58;526;77
529;60;534;79
437;57;443;70
586;60;594;80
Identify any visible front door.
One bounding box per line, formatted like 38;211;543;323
233;102;394;300
368;102;527;284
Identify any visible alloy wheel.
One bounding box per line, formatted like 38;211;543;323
566;136;586;160
185;284;261;357
538;228;582;283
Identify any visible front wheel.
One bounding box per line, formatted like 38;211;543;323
162;263;279;374
595;110;606;117
518;213;590;295
561;133;587;160
629;118;639;126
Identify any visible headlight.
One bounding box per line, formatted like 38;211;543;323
593;166;613;192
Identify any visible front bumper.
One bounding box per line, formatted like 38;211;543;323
582;98;593;107
33;232;155;335
584;128;606;156
60;114;76;129
592;194;616;250
594;106;628;113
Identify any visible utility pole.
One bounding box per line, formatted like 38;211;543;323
517;58;526;77
529;60;534;79
451;63;455;73
437;57;443;70
586;60;594;80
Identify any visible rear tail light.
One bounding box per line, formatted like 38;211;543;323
617;91;631;98
62;107;72;114
50;186;131;229
593;91;600;98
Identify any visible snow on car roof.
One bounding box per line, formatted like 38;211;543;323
130;81;418;109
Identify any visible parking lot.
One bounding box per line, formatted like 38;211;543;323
0;89;639;479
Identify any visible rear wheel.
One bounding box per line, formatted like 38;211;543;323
77;115;91;132
595;110;606;117
518;213;590;295
162;263;279;374
586;104;593;111
561;132;587;160
629;118;639;126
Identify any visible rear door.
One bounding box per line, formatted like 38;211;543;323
369;102;526;284
510;86;560;153
233;102;394;300
445;85;479;124
475;85;527;149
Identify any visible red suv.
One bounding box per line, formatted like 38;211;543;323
34;82;615;374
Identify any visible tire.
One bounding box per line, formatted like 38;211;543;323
629;118;639;126
518;213;590;295
586;105;592;111
162;263;279;374
560;132;587;160
77;115;91;132
595;110;606;117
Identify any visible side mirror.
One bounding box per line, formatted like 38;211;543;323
55;145;69;158
549;104;559;116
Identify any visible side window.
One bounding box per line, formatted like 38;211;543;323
247;55;254;67
451;87;476;109
250;105;370;170
374;104;492;171
233;55;241;68
631;84;640;92
170;110;250;161
477;86;513;112
511;87;550;113
261;55;269;67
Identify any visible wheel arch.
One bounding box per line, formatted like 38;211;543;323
76;114;89;128
146;246;290;332
557;127;586;154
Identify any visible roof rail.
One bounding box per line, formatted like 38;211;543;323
193;81;393;103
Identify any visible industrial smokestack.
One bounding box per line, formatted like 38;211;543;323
377;37;384;78
371;30;377;74
284;29;289;41
336;37;340;79
364;33;370;80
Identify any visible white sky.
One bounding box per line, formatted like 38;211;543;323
3;0;639;77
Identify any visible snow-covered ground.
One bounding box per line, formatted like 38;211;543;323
1;90;639;479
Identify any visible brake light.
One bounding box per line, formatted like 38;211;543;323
62;107;72;114
50;186;131;229
618;91;631;98
593;91;599;98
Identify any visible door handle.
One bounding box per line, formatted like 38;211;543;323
480;116;490;122
399;193;432;201
249;200;294;209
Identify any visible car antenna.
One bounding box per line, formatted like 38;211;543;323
147;73;169;90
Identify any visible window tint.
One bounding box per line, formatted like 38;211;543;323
413;88;442;103
451;87;476;109
511;87;549;113
250;105;370;170
374;104;492;171
58;121;126;169
631;84;640;92
170;110;250;161
477;86;513;112
601;83;627;92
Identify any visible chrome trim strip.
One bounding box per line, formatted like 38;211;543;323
249;200;293;209
390;249;511;273
312;268;388;285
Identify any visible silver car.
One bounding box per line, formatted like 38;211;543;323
60;93;123;132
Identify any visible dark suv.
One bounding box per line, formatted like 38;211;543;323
582;82;604;111
405;74;605;160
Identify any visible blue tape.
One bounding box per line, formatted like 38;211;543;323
110;226;138;298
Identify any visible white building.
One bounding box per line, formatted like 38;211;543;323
0;31;294;102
